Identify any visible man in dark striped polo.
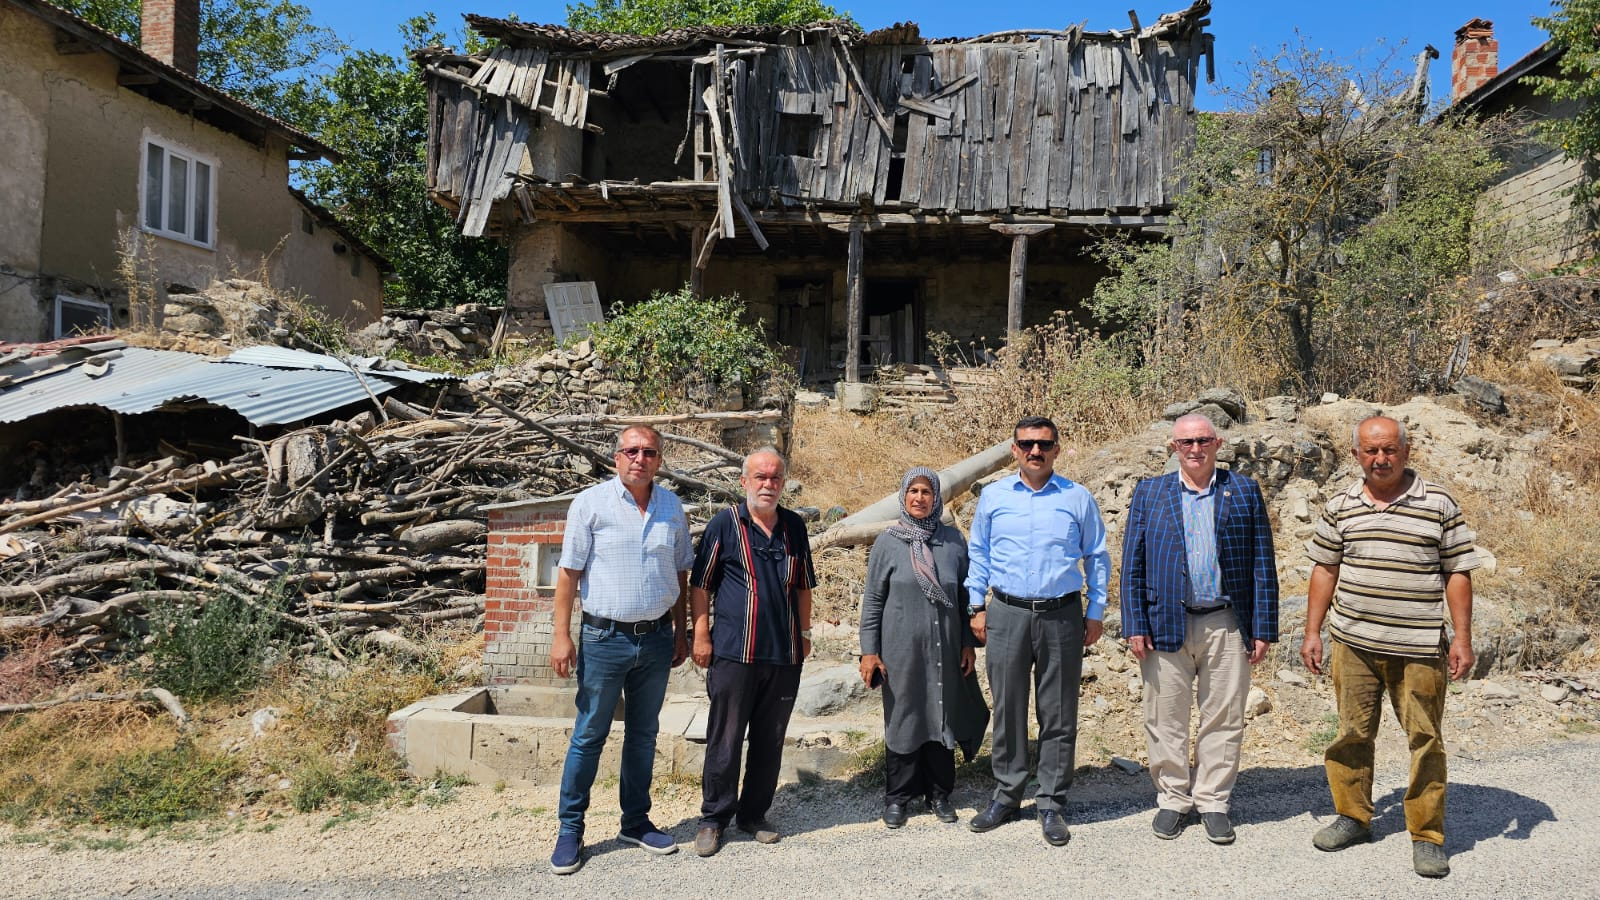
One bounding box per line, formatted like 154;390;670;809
689;447;816;857
1301;415;1478;879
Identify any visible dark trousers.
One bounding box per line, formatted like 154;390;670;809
700;657;802;829
885;741;955;805
985;596;1084;813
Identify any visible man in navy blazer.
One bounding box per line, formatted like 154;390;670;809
1120;413;1279;845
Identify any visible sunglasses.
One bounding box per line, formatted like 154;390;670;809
1173;437;1218;448
617;446;661;459
1015;439;1057;452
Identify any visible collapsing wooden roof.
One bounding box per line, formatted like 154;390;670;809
418;3;1213;240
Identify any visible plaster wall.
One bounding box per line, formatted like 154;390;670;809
506;222;613;315
0;7;55;339
525;117;583;182
270;207;385;325
0;7;379;342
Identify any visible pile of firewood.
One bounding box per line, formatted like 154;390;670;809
0;394;777;669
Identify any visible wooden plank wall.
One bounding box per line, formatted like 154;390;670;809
733;33;1202;213
428;78;530;237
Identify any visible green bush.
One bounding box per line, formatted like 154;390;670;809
589;287;787;407
145;586;284;701
86;741;240;828
290;761;394;813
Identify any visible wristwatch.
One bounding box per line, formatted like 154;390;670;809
799;629;813;640
967;605;985;616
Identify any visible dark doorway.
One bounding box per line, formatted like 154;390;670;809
775;277;830;380
862;278;923;367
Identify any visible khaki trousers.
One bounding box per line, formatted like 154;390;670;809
1324;640;1448;845
1139;608;1251;814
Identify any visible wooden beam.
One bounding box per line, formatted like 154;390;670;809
990;223;1055;237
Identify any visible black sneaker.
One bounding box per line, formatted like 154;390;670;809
1313;815;1372;851
1152;809;1185;840
1200;811;1235;845
1413;841;1451;878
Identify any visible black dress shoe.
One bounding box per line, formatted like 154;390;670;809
929;797;958;823
1039;809;1071;846
968;800;1018;833
883;802;908;828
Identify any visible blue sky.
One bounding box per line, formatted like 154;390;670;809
312;0;1555;109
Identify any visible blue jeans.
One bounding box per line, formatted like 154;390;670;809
557;623;673;837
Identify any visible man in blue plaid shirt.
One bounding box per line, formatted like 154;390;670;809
1120;413;1279;845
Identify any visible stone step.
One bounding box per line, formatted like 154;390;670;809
387;687;883;789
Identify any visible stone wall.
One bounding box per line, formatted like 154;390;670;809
1479;149;1593;271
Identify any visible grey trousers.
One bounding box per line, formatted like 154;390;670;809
984;596;1084;813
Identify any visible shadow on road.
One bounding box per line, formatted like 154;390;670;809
1371;781;1557;853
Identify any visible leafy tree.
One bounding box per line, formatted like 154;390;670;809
295;15;507;309
566;0;844;34
1528;0;1600;235
54;0;343;123
1090;43;1512;399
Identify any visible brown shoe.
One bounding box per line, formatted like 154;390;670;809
693;825;721;857
738;818;780;844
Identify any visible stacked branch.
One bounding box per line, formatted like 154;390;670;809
0;397;757;670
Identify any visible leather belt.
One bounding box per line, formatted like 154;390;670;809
582;611;671;635
993;589;1081;613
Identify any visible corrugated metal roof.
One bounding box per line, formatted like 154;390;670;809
0;345;452;427
223;346;457;384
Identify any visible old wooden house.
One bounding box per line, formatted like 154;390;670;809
418;3;1213;381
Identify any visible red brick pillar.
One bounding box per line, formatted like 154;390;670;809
483;496;575;684
141;0;200;75
1451;18;1498;104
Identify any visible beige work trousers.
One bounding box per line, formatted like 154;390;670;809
1139;608;1251;814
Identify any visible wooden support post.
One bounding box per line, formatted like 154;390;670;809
990;223;1054;338
845;222;865;383
690;225;706;295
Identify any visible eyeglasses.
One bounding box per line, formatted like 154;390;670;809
617;446;661;459
1173;437;1218;449
1015;439;1058;452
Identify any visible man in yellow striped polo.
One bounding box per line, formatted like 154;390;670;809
1300;415;1478;879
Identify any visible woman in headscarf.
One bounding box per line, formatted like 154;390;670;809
859;466;990;828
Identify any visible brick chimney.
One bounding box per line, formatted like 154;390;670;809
1452;18;1499;103
141;0;200;75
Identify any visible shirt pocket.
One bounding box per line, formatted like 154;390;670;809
639;517;679;568
1043;498;1083;553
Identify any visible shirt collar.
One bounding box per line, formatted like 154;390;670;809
1179;468;1218;496
1346;468;1424;506
609;475;654;511
1009;471;1069;494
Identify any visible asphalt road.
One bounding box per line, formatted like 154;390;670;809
80;733;1600;900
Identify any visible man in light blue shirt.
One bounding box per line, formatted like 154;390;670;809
548;424;692;874
965;415;1110;847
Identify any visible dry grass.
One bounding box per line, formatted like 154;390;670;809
0;671;184;825
0;626;480;827
788;406;968;513
928;315;1167;456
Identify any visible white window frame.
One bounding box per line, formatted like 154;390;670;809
139;131;218;248
54;293;113;338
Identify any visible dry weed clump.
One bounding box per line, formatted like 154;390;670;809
0;631;66;705
929;314;1165;455
0;673;185;825
788;406;966;513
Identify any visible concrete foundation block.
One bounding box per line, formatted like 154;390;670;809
836;381;879;413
